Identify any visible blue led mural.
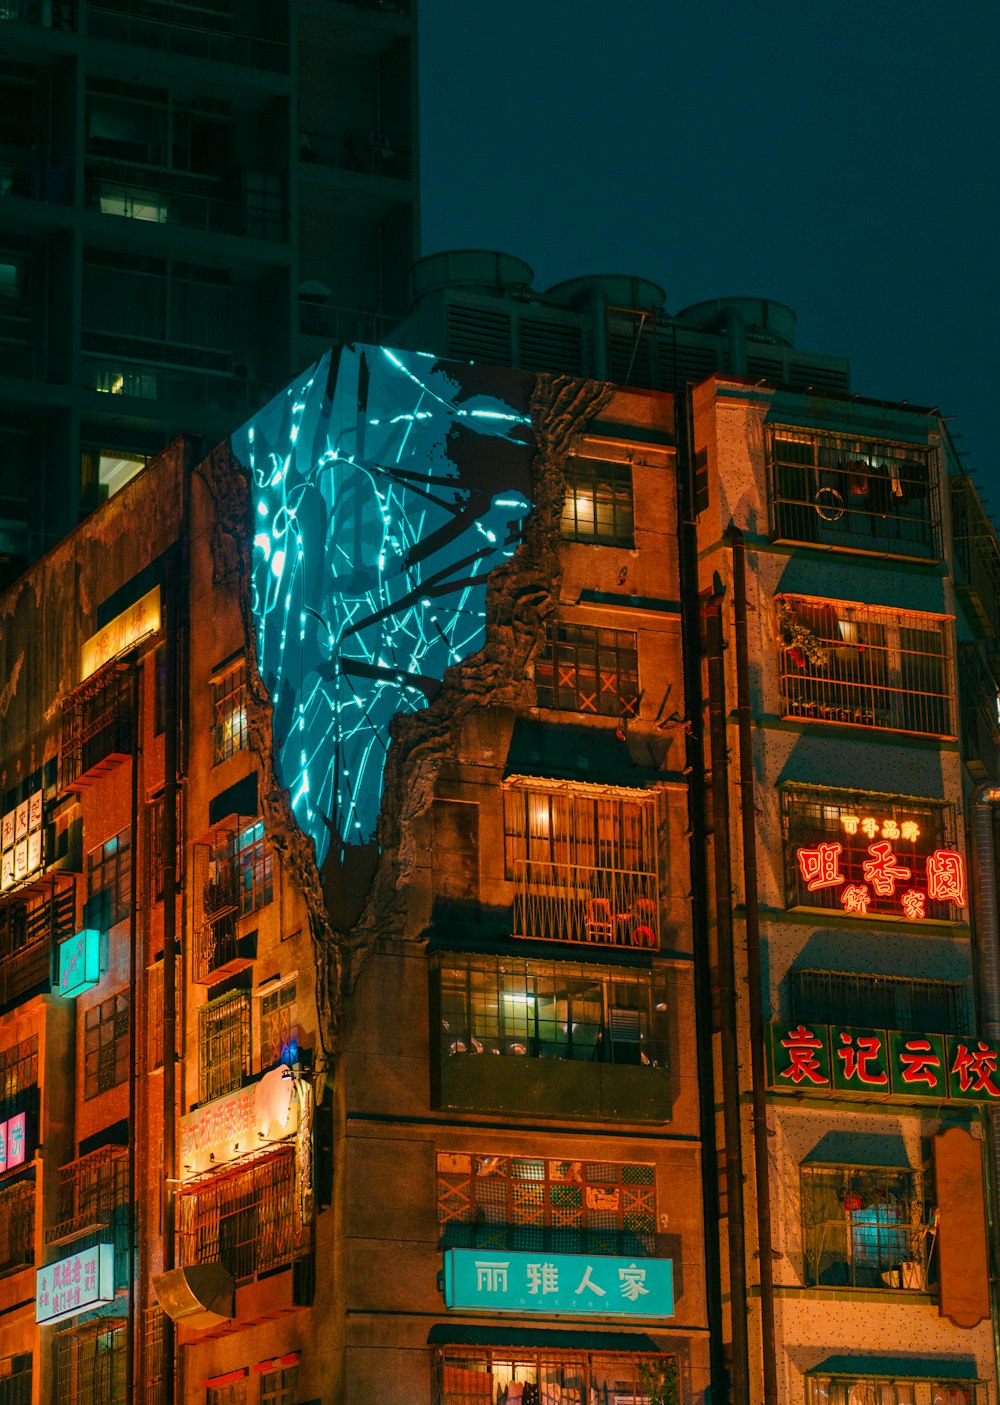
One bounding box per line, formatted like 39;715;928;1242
231;345;535;869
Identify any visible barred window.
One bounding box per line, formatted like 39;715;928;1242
777;597;953;737
142;1309;165;1405
259;980;297;1071
198;989;250;1104
560;457;634;546
806;1377;987;1405
212;663;247;765
147;960;164;1073
801;1163;933;1291
535;623;639;719
0;1181;34;1273
436;1350;678;1405
206;1381;246;1405
84;991;130;1099
60;661;133;790
177;1149;307;1285
86;829;132;929
769;427;938;560
0;1036;38;1115
55;1319;126;1405
436;1152;655;1257
790;969;970;1036
0;1353;32;1405
148;793;182;905
260;1365;298;1405
206;822;272;922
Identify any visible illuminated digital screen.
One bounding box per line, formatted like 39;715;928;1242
231;345;535;867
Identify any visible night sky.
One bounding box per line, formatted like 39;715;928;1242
419;3;999;500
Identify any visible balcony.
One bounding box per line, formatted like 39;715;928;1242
60;660;132;791
85;163;287;241
512;858;659;949
298;299;397;346
0;0;75;28
87;0;289;71
0;874;75;1011
951;476;1000;680
959;643;1000;781
46;1145;129;1248
82;356;270;415
0;160;72;204
195;913;256;985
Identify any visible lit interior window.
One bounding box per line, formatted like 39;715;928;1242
99;452;146;498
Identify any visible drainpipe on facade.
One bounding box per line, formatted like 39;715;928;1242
728;526;778;1405
127;664;142;1405
706;587;752;1405
161;547;180;1405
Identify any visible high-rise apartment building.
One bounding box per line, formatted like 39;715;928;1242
0;0;418;584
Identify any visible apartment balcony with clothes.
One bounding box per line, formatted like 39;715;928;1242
801;1164;936;1292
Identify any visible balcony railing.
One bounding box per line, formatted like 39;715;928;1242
82;356;271;413
195;912;256;984
1;161;73;204
87;2;288;70
86;164;287;240
46;1145;129;1247
951;476;1000;679
0;0;75;28
511;858;659;949
299;130;412;182
959;643;1000;781
298;300;397;345
177;1148;308;1286
0;876;75;1011
0;1180;35;1274
61;660;132;791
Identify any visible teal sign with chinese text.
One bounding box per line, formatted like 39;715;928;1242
442;1249;674;1317
56;929;100;997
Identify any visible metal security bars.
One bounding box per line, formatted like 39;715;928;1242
46;1145;128;1247
959;643;1000;781
806;1376;987;1405
193;818;271;982
535;622;639;718
435;1350;679;1405
83;992;130;1099
0;1182;34;1273
197;990;250;1104
560;457;634;546
0;875;75;1010
777;596;954;737
769;428;939;560
504;782;659;948
951;476;1000;654
211;662;248;764
436;954;668;1069
55;1319;127;1405
0;1354;32;1405
86;829;132;929
60;661;133;791
790;969;970;1037
801;1164;934;1291
436;1152;656;1257
177;1148;307;1285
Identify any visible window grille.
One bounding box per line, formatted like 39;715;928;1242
950;476;1000;647
769;427;939;560
211;662;247;764
55;1319;127;1405
86;828;132;929
142;1308;165;1405
197;989;250;1103
147;961;164;1072
0;876;75;1009
60;661;133;790
959;643;1000;782
560;457;634;546
177;1148;307;1286
204;821;272;922
806;1376;987;1405
436;1152;655;1257
535;623;639;719
435;1350;678;1405
435;954;667;1070
0;1181;34;1273
0;1036;38;1116
46;1145;128;1245
148;793;182;904
84;991;130;1099
206;1382;247;1405
781;787;959;921
259;981;297;1070
777;597;953;737
0;1353;31;1405
790;969;970;1036
260;1365;298;1405
504;782;659;948
800;1163;934;1290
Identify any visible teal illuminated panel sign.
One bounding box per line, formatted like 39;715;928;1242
36;1243;114;1324
57;929;100;997
442;1249;673;1318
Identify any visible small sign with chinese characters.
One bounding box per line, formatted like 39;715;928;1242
36;1244;115;1324
768;1021;1000;1103
0;788;43;893
442;1249;674;1318
79;586;161;683
56;929;101;998
178;1065;299;1180
0;1113;28;1174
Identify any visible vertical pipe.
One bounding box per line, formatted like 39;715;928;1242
706;591;751;1405
161;549;179;1405
127;664;141;1405
729;526;778;1405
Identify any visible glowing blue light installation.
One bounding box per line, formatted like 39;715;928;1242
231;345;535;868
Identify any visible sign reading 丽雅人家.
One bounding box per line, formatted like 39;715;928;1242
443;1249;674;1318
79;586;161;683
179;1066;299;1180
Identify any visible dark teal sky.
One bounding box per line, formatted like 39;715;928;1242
419;2;999;497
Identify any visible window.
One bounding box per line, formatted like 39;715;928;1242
80;448;148;511
55;1320;126;1405
535;623;639;719
504;781;659;947
435;1350;678;1405
0;1037;38;1119
790;969;970;1036
769;427;938;559
436;954;667;1069
777;597;953;737
260;1365;298;1405
61;661;133;789
84;992;130;1099
782;787;961;922
86;829;132;929
801;1163;934;1290
560;457;634;546
0;1353;31;1405
806;1377;987;1405
142;1309;165;1405
0;1181;34;1273
147;961;164;1073
259;980;297;1071
148;793;182;904
437;1152;655;1256
177;1149;307;1285
206;1380;246;1405
49;1146;128;1243
198;990;250;1103
0;881;75;1009
212;662;248;764
205;822;272;922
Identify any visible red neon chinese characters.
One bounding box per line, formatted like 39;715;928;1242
779;1025;828;1085
836;1031;888;1086
927;849;967;907
840;884;871;915
796;842;844;892
900;890;926;921
861;842;911;897
897;1037;941;1087
950;1041;1000;1097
